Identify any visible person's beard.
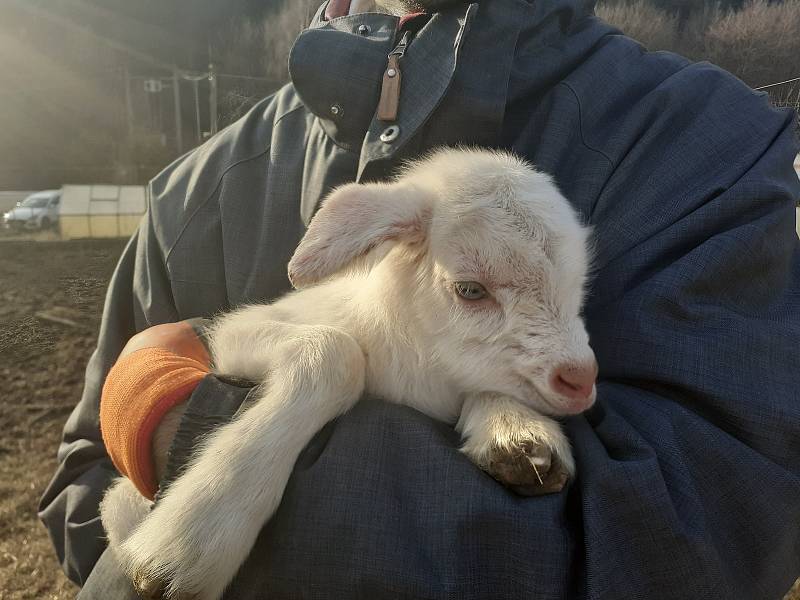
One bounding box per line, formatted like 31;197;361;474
375;0;468;15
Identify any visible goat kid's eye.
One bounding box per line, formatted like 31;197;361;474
454;281;488;301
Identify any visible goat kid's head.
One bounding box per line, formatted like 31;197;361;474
288;148;597;416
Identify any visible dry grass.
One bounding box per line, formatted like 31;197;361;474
787;579;800;600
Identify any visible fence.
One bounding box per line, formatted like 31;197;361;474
758;76;800;132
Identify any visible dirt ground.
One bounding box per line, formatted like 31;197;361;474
0;236;126;599
0;235;798;599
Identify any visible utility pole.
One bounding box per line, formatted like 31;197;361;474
123;64;134;139
121;64;135;184
209;62;218;136
192;78;201;144
172;66;183;154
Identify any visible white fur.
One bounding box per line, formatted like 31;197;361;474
101;148;596;600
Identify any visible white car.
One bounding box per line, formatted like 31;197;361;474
3;190;61;230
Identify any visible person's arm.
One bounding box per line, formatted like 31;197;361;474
36;174;258;586
39;83;290;586
564;65;800;597
98;321;210;500
36;202;183;584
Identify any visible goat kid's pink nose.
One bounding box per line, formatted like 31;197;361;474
550;360;598;401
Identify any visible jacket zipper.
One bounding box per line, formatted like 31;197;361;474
377;30;411;122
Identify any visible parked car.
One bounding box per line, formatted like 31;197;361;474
3;190;61;230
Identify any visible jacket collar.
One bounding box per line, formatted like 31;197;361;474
288;0;597;180
289;6;400;156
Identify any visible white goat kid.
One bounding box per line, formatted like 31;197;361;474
101;148;598;600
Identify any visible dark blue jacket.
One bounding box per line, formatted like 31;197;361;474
40;1;800;598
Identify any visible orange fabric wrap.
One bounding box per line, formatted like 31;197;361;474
100;347;210;500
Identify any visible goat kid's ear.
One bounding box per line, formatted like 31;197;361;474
288;182;430;289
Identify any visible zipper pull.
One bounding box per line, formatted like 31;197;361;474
377;30;410;122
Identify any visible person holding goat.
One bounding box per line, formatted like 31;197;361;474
40;0;800;598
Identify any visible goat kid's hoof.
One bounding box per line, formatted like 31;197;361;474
132;572;166;600
485;440;570;496
132;572;197;600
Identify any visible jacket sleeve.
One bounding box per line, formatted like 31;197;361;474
37;198;184;584
38;87;288;586
568;64;800;598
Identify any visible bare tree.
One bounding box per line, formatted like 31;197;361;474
213;0;317;82
211;0;319;125
597;0;800;87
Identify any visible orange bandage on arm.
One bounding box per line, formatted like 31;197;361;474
100;347;210;500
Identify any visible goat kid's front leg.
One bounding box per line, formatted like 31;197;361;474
457;394;575;496
100;393;190;555
119;323;366;600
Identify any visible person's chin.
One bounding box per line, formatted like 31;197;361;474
375;0;468;13
415;0;468;7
